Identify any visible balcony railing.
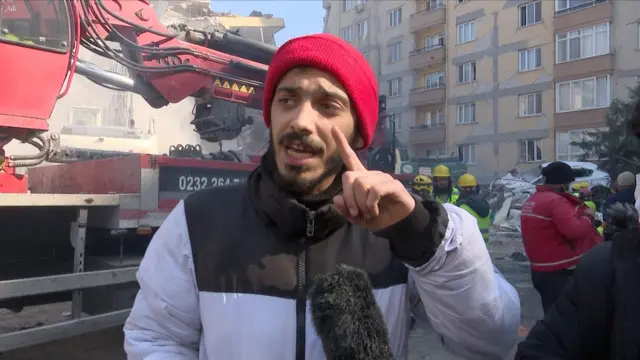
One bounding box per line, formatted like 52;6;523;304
410;43;443;56
410;82;446;93
410;123;445;130
555;0;607;16
409;5;446;33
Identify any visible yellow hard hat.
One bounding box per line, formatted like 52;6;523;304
412;175;433;191
572;181;589;190
433;165;450;177
458;173;478;187
413;175;432;185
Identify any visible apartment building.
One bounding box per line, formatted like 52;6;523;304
445;0;640;183
323;0;418;147
324;0;640;183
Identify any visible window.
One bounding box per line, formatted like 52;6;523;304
519;47;542;71
425;109;445;127
556;75;611;112
425;71;445;89
0;1;70;52
388;8;402;28
343;0;367;12
556;128;604;160
556;23;610;63
387;113;402;131
457;103;476;124
70;107;101;126
555;0;606;14
457;21;476;44
519;139;543;162
457;0;468;3
457;61;476;84
388;78;402;97
519;1;542;27
356;20;368;39
426;148;446;158
388;42;402;63
428;0;445;11
424;33;444;49
519;92;543;116
458;144;477;165
341;26;354;41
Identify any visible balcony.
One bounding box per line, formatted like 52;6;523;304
410;7;445;33
554;0;612;34
409;84;446;107
408;124;446;144
409;45;445;70
554;54;614;82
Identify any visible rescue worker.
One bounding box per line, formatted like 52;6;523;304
579;188;603;235
455;173;492;243
3;22;35;45
520;161;602;314
123;33;520;359
602;171;636;241
411;174;433;200
432;164;459;204
570;181;589;197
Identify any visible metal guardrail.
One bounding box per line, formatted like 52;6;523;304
0;194;138;352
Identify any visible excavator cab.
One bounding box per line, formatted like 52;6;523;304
0;0;71;141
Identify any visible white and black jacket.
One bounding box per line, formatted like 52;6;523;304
123;167;521;360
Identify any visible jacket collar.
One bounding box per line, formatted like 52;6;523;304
247;151;348;243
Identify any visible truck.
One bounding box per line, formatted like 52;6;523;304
0;0;271;351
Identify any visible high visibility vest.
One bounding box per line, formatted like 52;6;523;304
459;204;491;243
584;201;596;211
451;187;460;203
597;225;604;235
3;33;35;45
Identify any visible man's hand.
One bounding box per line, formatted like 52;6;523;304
331;127;415;231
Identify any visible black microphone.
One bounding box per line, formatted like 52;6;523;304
308;264;394;360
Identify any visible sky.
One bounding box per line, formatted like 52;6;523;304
210;1;325;44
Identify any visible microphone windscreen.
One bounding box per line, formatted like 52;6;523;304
308;264;394;360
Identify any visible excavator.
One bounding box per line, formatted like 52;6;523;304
0;0;277;352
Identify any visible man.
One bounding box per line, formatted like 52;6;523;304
570;181;589;197
603;171;635;212
455;174;491;243
432;165;459;204
578;188;603;235
516;202;640;359
602;172;636;241
410;174;433;201
123;34;520;360
520;161;601;314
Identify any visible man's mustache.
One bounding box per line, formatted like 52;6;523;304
278;131;325;153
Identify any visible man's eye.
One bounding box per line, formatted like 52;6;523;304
279;98;295;105
320;103;338;111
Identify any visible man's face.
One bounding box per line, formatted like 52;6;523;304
270;67;364;194
434;177;449;189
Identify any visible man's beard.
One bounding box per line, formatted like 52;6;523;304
268;129;354;196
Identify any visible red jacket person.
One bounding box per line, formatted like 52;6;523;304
123;33;520;360
520;161;602;314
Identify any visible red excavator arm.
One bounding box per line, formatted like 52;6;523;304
0;0;272;167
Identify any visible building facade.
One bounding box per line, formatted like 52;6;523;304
324;0;640;183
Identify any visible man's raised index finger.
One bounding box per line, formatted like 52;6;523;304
331;126;366;171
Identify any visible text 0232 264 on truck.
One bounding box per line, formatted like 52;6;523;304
159;165;253;192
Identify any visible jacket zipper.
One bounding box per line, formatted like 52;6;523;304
295;210;315;360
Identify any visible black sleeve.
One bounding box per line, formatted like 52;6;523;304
374;195;448;267
515;242;614;360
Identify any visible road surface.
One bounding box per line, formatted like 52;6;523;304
0;234;541;359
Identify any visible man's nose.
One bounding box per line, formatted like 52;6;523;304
288;100;317;133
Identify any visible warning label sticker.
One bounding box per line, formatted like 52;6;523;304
213;79;255;94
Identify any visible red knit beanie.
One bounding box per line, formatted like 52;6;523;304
262;33;379;148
